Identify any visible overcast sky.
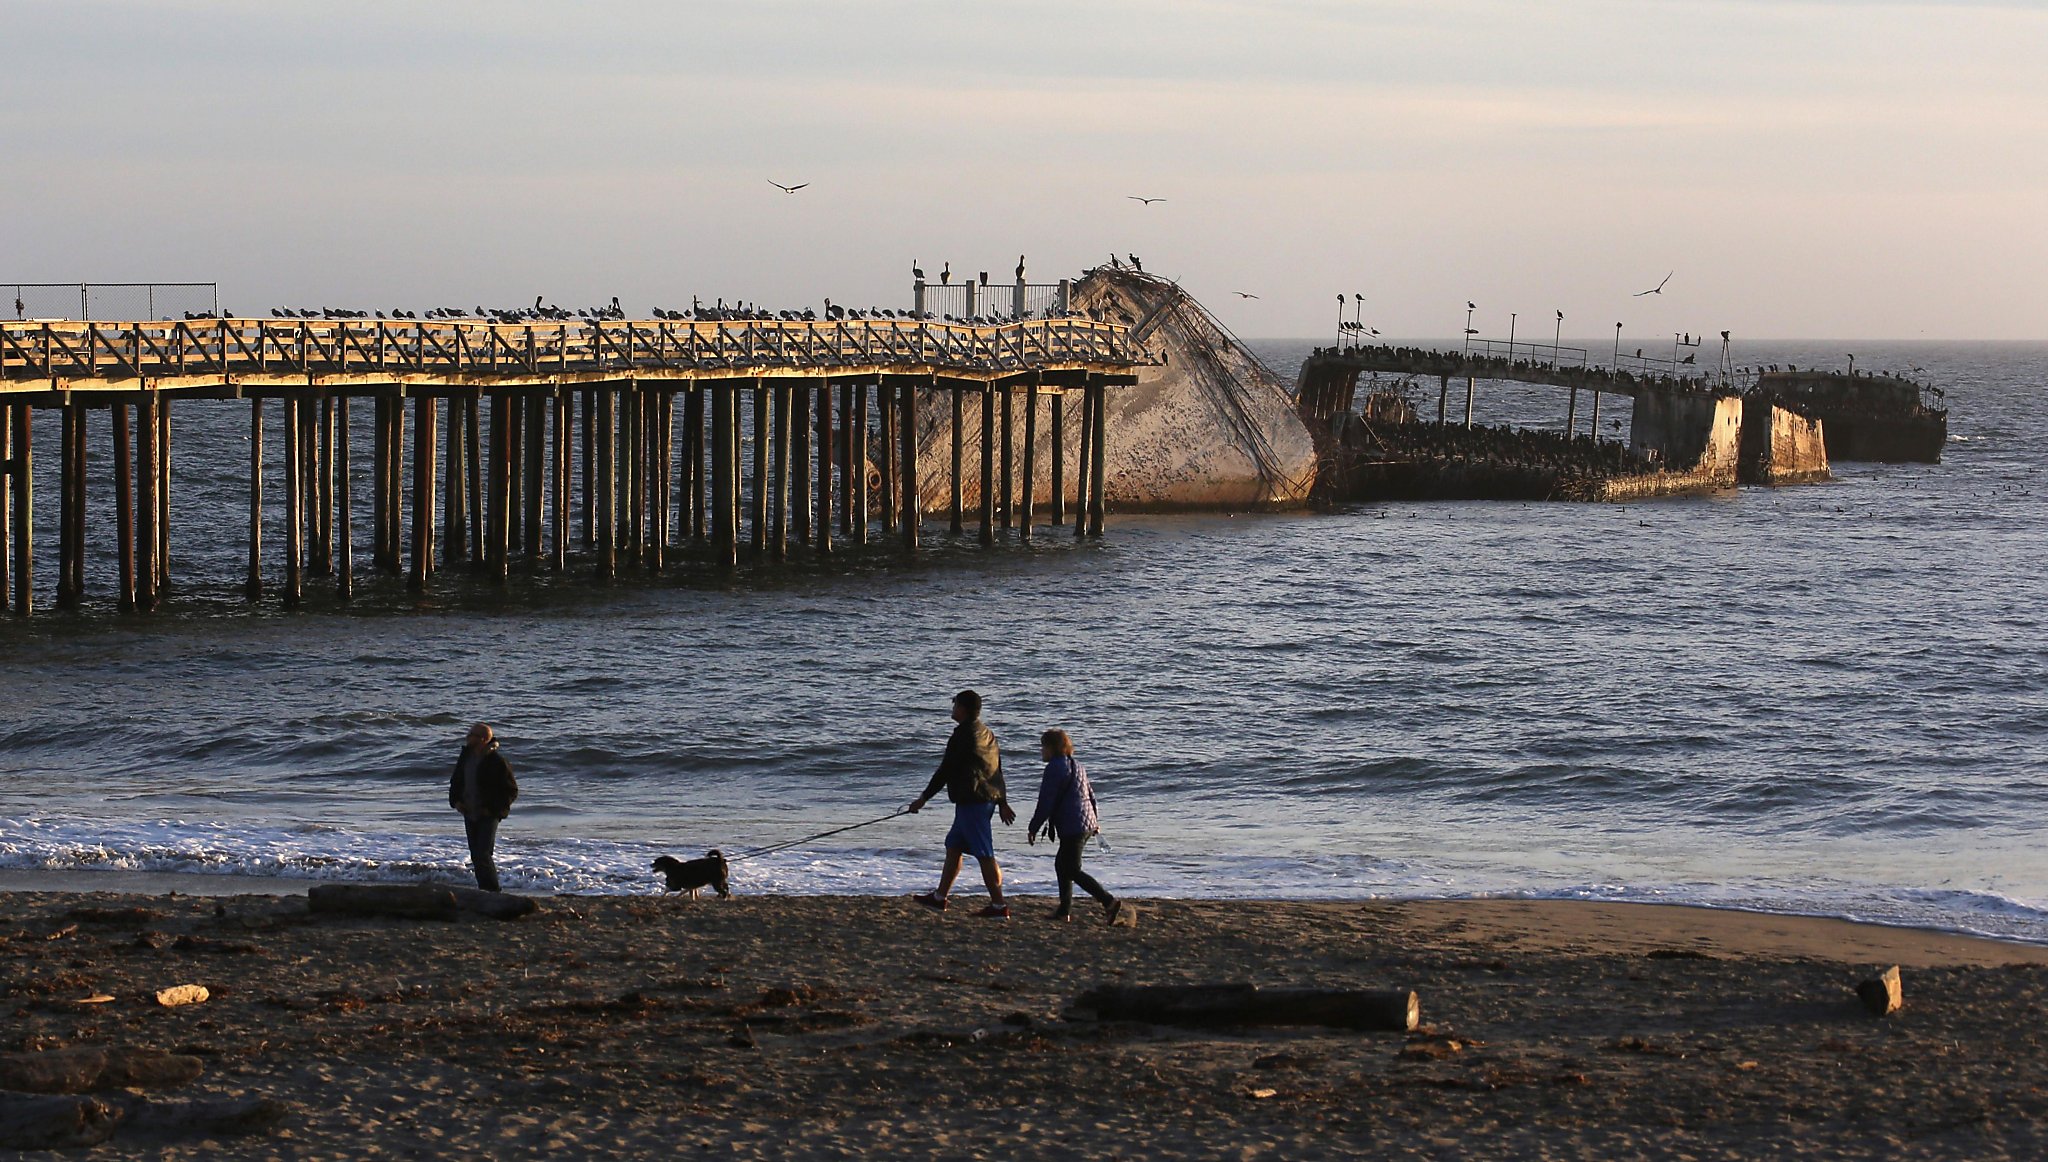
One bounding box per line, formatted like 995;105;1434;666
3;0;2043;339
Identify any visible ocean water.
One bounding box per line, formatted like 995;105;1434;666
2;339;2044;942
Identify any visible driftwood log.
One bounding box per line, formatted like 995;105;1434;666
0;1092;289;1150
1073;984;1419;1032
0;1094;119;1149
1858;965;1903;1016
307;883;535;921
0;1047;204;1094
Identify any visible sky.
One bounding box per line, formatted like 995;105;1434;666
2;0;2044;340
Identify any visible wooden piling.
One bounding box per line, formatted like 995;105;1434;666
136;396;158;608
900;379;920;552
791;383;811;544
1590;390;1602;437
156;399;171;591
595;386;616;578
1437;376;1449;425
814;381;833;556
408;395;437;589
1073;384;1092;541
505;394;524;557
114;403;135;610
551;388;570;571
1088;381;1108;537
747;381;768;554
770;382;791;561
281;397;301;604
336;395;352;599
878;382;896;535
616;383;636;561
838;382;854;537
654;388;673;569
489;394;512;583
386;397;404;575
1021;377;1038;540
56;403;78;608
949;384;964;535
580;388;595;548
1566;383;1579;437
244;400;261;600
0;406;9;611
1050;392;1066;527
999;383;1014;531
1464;376;1475;429
684;385;705;542
850;381;868;543
524;394;545;566
979;385;996;545
712;382;737;568
462;393;482;567
317;396;335;575
370;397;389;569
444;388;467;566
296;399;318;578
9;406;30;615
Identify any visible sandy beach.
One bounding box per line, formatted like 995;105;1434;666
1;879;2045;1159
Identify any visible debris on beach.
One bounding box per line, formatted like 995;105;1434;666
1858;965;1904;1016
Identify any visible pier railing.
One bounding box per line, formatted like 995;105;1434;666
0;315;1138;389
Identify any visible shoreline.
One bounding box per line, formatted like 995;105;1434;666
5;865;2046;967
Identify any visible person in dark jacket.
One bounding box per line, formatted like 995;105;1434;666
448;723;518;892
907;689;1016;918
1027;729;1121;923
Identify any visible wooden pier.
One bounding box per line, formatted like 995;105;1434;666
0;316;1139;614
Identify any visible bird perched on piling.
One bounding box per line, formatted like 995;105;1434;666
940;263;951;285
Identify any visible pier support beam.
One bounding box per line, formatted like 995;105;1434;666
790;383;810;545
524;393;546;568
1590;390;1602;438
336;396;352;599
949;385;964;535
1437;376;1448;425
770;382;791;561
114;403;135;611
56;402;80;608
465;393;483;567
1089;379;1108;537
900;378;920;552
156;400;170;592
551;388;570;571
878;381;896;536
1020;376;1038;541
712;382;737;569
1464;376;1475;429
408;394;437;590
979;385;996;545
595;386;616;578
386;397;404;575
751;380;770;555
1073;385;1092;541
10;406;29;614
838;382;854;537
245;400;262;600
850;381;869;544
580;389;595;549
999;383;1014;531
316;396;334;576
138;395;159;609
684;385;705;543
281;397;301;605
1566;383;1579;438
0;406;9;610
444;389;467;567
1050;392;1065;527
814;381;833;556
489;394;512;583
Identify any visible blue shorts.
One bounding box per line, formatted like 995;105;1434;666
944;802;998;860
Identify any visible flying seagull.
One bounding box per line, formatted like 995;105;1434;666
1232;291;1259;299
1127;196;1166;205
768;180;809;195
1633;271;1673;297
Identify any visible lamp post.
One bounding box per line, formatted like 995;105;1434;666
1463;301;1476;358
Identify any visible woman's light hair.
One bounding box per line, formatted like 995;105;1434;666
1040;729;1074;756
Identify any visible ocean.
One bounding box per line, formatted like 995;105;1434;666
2;339;2043;941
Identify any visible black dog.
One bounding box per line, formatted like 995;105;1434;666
653;851;731;899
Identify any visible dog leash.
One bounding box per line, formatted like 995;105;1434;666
725;809;911;863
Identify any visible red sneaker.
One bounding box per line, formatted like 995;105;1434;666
914;891;946;913
977;903;1010;920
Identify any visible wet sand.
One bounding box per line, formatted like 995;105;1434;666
4;881;2047;1159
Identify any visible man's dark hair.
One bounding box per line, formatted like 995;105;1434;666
953;689;982;719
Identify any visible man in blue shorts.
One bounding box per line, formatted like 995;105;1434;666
907;689;1016;919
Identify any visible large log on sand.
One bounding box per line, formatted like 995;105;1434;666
1073;984;1419;1032
0;1092;289;1150
307;884;536;920
0;1047;204;1094
0;1093;119;1149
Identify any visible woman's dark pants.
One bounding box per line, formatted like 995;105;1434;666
464;817;501;892
1055;836;1113;914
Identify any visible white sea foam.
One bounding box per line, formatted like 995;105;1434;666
5;813;2045;945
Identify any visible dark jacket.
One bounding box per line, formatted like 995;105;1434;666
920;720;1006;806
1028;756;1099;842
449;746;518;821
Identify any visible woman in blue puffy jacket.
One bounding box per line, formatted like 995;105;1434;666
1026;729;1122;923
